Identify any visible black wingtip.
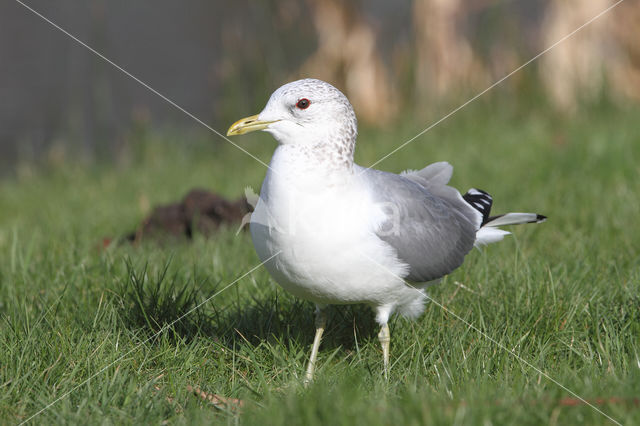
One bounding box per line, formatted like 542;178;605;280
463;188;493;225
535;214;547;223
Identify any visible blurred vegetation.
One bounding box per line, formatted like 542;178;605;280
1;0;640;174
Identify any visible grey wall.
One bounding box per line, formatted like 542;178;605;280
0;0;562;173
0;0;320;171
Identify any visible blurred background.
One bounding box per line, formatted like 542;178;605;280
0;0;639;175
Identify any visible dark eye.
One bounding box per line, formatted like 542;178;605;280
296;98;310;109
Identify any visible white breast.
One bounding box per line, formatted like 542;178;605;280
250;146;409;306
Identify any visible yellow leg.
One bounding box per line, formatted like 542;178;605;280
378;323;390;379
304;308;327;384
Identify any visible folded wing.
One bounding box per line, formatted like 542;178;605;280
361;164;480;282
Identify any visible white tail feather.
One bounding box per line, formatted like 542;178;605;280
485;212;544;227
474;227;511;246
475;212;546;247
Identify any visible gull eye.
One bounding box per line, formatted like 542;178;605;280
296;98;310;109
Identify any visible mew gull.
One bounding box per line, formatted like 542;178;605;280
227;79;546;381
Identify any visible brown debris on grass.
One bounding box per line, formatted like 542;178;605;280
126;188;251;243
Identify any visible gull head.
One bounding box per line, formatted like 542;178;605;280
227;79;358;152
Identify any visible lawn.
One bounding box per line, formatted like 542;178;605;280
0;99;638;425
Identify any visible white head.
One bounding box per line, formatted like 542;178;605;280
227;79;358;164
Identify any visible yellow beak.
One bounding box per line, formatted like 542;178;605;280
226;114;278;136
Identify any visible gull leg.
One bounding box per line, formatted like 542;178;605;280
304;306;327;384
378;323;390;379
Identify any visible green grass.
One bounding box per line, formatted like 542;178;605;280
1;101;639;425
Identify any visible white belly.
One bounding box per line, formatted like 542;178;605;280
249;166;410;307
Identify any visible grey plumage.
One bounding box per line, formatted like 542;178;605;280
361;165;480;282
402;161;453;188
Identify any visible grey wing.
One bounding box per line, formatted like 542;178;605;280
362;167;480;282
401;161;453;188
